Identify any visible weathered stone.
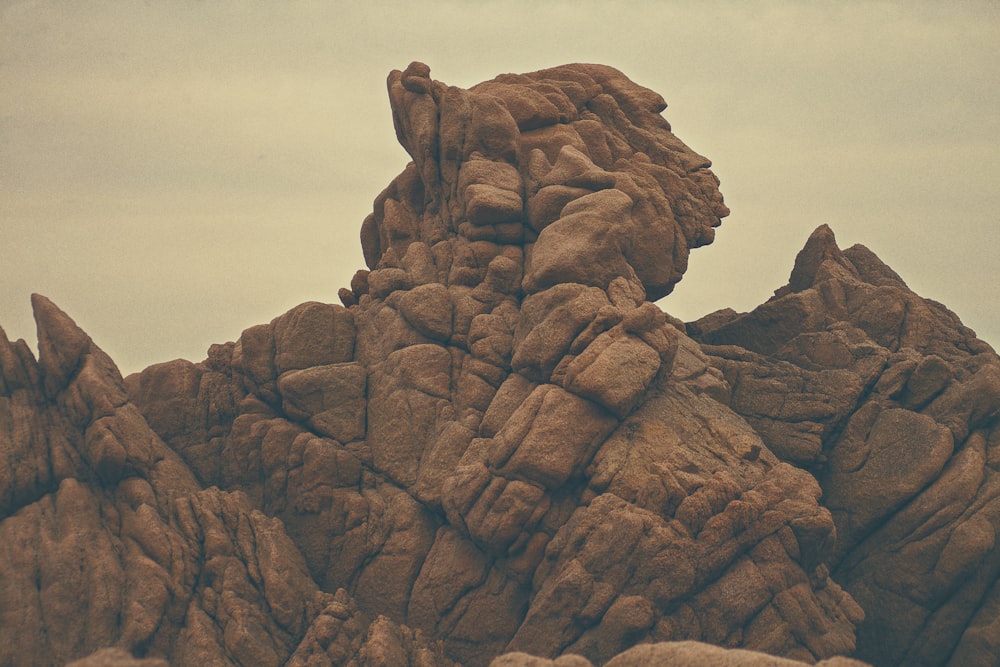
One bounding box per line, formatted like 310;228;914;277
397;283;454;341
523;189;634;294
511;285;611;382
496;384;617;489
273;301;356;374
10;62;999;667
277;363;367;442
691;224;1000;666
561;329;662;418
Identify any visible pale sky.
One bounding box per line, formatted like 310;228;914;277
2;1;998;375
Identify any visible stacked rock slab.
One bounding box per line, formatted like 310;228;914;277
2;62;995;666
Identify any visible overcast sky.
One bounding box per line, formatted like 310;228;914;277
2;1;998;375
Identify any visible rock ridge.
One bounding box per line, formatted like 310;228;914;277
1;63;997;667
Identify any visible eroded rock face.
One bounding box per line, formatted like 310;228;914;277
692;225;1000;666
1;62;996;667
0;296;452;667
360;61;729;305
121;63;861;666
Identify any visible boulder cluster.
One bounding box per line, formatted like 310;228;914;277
1;63;998;667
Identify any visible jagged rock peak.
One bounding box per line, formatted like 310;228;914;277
354;62;729;304
693;224;993;361
785;225;909;296
688;225;1000;665
32;292;95;396
788;224;855;292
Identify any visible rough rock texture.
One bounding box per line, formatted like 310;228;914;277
0;63;996;667
691;224;1000;667
0;295;452;667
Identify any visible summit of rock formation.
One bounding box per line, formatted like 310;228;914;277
1;63;998;667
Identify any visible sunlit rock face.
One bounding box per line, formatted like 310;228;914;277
2;63;998;667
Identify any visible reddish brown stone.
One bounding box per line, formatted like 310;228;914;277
12;63;999;667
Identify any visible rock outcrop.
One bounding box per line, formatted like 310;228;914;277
1;63;997;667
692;224;1000;666
0;295;454;667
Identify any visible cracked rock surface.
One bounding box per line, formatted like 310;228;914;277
692;224;1000;666
1;63;996;667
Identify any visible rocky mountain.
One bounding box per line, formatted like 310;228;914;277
1;63;998;667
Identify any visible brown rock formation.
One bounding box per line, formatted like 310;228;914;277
692;224;1000;666
125;62;855;665
0;295;452;667
0;62;996;667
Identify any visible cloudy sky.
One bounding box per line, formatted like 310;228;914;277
2;1;998;375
